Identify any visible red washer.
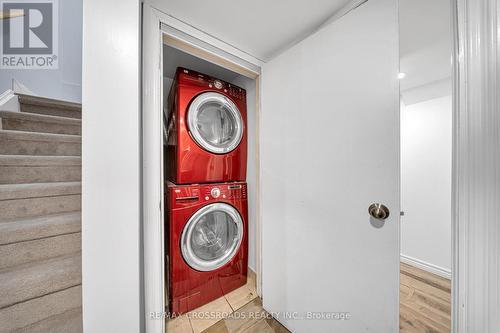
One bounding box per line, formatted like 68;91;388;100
166;182;248;314
165;67;247;184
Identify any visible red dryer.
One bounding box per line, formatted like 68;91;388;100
165;182;248;314
165;67;247;184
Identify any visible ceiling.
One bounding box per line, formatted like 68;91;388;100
158;0;451;104
399;0;450;57
399;0;451;101
156;0;353;61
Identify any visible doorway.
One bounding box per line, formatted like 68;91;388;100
142;8;267;332
399;0;453;332
161;41;264;332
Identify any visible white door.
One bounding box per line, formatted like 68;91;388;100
261;0;399;332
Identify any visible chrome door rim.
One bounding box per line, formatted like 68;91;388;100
187;92;244;154
181;203;244;271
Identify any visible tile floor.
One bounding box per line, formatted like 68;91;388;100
166;272;290;333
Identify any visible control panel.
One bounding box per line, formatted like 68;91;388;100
169;182;247;207
201;183;247;200
179;68;246;100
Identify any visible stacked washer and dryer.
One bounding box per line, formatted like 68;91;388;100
165;68;249;314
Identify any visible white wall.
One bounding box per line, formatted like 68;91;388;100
82;0;142;332
0;0;82;102
400;95;452;275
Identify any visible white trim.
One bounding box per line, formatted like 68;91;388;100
0;89;19;112
160;23;261;75
12;79;37;96
142;5;165;333
156;11;263;67
142;3;263;333
452;0;500;332
0;89;14;103
450;1;461;332
400;254;451;280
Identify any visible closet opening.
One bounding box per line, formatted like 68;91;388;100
161;37;267;332
399;0;452;331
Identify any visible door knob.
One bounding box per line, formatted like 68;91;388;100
368;203;390;220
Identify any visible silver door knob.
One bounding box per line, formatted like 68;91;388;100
368;203;390;220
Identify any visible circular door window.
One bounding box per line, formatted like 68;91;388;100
187;92;244;154
181;203;244;271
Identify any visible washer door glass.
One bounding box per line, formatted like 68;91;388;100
187;92;244;154
181;203;243;271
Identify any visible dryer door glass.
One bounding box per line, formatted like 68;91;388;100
181;203;244;271
188;92;244;154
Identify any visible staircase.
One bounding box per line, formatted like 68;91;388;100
0;94;82;333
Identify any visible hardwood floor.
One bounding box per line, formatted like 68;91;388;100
400;262;451;333
167;263;451;333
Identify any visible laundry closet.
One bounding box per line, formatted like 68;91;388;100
140;1;401;332
162;43;259;314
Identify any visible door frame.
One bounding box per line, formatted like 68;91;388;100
451;0;500;332
142;3;263;333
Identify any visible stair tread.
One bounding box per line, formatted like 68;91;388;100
0;156;81;184
17;94;81;112
0;211;81;245
0;155;81;166
0;129;81;142
15;306;82;333
0;284;81;332
0;192;81;221
0;231;81;269
0;110;81;125
0;253;82;308
0;182;81;201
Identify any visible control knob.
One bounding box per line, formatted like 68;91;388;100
211;188;221;198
